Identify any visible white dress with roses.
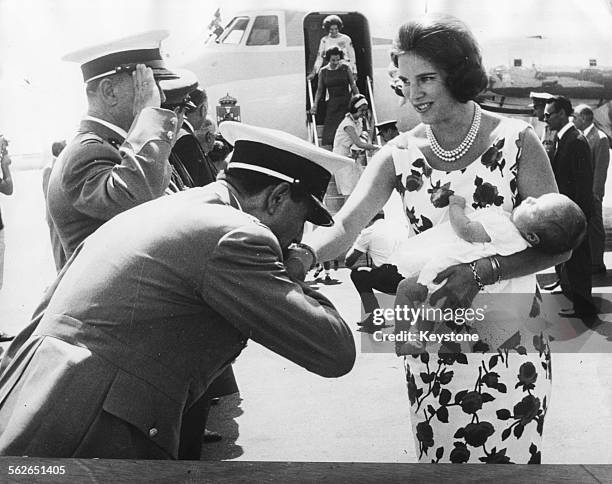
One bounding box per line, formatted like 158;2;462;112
388;117;552;464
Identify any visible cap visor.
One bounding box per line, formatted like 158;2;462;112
152;66;179;80
308;195;334;227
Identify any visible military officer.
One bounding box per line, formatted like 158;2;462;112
47;30;190;264
374;120;399;144
161;78;218;191
0;122;355;459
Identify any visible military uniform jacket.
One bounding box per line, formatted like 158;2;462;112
47;108;176;262
0;183;355;458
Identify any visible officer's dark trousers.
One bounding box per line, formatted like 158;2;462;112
350;264;403;314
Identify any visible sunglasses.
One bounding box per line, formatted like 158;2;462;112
543;110;558;120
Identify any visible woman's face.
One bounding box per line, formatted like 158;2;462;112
328;25;339;37
328;54;341;69
397;52;456;125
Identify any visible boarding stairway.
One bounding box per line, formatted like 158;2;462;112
305;77;382;270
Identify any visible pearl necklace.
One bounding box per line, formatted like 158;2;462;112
425;104;481;163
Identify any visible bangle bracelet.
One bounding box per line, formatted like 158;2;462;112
489;256;502;284
469;261;485;291
293;243;318;270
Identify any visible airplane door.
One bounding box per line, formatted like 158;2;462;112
304;12;374;110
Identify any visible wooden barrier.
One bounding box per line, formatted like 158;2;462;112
1;458;610;483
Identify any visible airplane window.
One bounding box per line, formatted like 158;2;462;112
220;17;249;44
246;15;279;46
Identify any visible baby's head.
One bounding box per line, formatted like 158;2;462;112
511;193;586;253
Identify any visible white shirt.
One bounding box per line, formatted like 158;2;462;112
352;219;401;267
582;123;595;137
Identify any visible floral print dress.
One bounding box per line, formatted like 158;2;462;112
389;118;552;464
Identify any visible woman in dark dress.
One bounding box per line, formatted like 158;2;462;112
310;47;359;147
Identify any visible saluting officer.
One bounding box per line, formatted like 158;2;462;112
47;30;191;264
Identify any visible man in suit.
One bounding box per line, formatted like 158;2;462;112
0;122;355;459
573;104;610;274
47;31;187;264
544;96;597;318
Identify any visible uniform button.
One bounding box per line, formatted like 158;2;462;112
170;118;177;126
166;131;174;140
149;427;158;437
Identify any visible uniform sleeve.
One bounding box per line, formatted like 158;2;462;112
199;223;355;378
69;107;176;220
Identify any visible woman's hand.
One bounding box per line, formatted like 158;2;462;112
309;107;317;116
429;263;480;310
284;244;316;282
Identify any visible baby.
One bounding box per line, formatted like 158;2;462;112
392;192;586;352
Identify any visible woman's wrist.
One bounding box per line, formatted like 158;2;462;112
468;257;498;289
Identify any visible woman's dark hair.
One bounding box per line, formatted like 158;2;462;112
323;14;343;31
324;46;344;62
348;94;368;114
390;14;488;103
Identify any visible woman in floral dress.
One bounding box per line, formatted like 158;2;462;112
290;14;572;463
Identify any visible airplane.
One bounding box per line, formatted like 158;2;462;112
174;0;612;141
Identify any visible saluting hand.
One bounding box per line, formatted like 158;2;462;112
132;64;161;117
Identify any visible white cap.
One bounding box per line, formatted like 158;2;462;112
63;30;178;83
220;121;353;226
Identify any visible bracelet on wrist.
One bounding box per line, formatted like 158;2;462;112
488;256;502;284
469;261;485;291
293;243;318;270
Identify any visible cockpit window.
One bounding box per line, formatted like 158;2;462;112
219;17;249;44
246;15;280;46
